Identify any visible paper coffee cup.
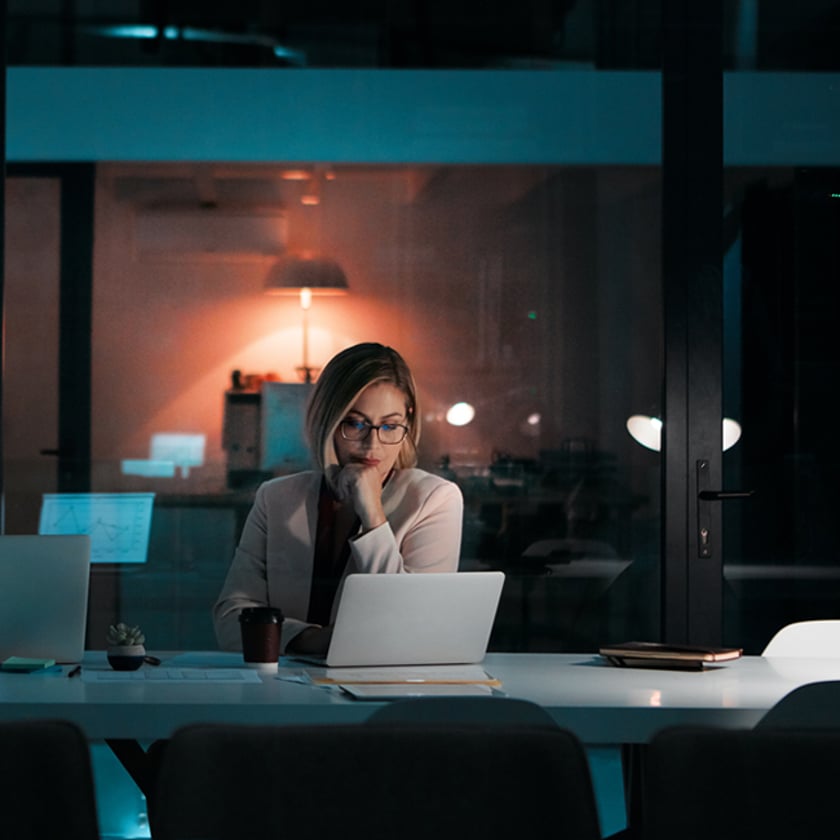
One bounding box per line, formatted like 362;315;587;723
238;607;284;672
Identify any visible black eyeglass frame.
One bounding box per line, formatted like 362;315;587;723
338;419;409;445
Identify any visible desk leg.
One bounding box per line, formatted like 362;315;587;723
105;739;154;797
609;743;646;840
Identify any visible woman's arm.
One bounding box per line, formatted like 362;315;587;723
212;489;270;650
212;481;318;653
349;476;463;574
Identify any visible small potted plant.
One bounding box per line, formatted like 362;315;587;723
106;622;147;671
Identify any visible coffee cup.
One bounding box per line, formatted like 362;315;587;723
238;607;284;672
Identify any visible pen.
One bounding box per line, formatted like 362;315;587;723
67;665;81;678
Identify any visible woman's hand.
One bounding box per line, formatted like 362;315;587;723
286;626;333;655
328;464;387;532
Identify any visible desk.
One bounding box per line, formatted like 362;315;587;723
1;651;838;743
4;652;835;840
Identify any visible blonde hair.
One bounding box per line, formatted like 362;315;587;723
305;343;420;472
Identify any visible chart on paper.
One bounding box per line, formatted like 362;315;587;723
38;492;155;564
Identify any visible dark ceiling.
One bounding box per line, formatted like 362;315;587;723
4;1;598;69
4;1;839;71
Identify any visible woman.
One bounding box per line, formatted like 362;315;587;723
213;342;464;656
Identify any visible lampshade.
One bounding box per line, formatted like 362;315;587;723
264;254;349;295
263;254;349;385
626;415;663;451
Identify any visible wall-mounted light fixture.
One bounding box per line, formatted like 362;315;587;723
281;165;335;206
264;254;349;383
626;415;742;452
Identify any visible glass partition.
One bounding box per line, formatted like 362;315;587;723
3;2;668;656
4;161;663;651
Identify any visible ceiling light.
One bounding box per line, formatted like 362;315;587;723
281;169;310;181
446;402;476;427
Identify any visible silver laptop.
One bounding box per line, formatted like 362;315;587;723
0;535;91;663
291;571;505;668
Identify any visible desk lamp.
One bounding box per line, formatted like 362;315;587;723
264;254;349;382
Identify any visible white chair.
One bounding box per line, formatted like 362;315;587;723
761;619;840;656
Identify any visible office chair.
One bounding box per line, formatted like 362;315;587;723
367;695;626;838
644;725;840;840
365;694;559;726
757;680;840;729
761;619;840;656
0;719;100;840
152;722;602;840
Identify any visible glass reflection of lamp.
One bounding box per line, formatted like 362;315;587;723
446;402;476;426
626;415;742;451
264;254;349;383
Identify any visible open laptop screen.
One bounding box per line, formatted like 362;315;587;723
0;534;91;663
291;571;505;668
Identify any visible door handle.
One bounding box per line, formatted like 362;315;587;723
698;490;755;501
696;460;754;559
40;447;75;458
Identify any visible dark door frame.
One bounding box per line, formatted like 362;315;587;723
661;2;724;644
7;162;94;494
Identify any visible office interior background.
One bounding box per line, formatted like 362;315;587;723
3;1;840;658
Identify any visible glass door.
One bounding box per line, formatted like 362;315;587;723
721;3;840;653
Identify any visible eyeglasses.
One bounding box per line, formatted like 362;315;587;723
339;419;409;445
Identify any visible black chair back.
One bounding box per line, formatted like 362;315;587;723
757;679;840;728
645;725;840;840
0;719;100;840
366;694;559;726
153;722;601;840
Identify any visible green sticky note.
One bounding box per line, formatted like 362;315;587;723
1;656;57;672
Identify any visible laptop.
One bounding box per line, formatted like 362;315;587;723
0;535;91;663
290;571;505;668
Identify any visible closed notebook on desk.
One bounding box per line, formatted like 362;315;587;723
600;641;742;670
0;535;91;663
290;571;505;668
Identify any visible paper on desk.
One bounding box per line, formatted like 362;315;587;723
308;665;501;686
81;668;263;683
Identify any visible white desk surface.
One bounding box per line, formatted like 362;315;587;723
2;651;839;744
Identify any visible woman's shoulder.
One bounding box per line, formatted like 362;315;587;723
389;468;462;498
256;470;321;498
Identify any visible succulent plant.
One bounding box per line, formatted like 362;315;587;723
107;622;145;647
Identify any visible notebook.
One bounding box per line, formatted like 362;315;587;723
0;535;91;664
599;641;743;671
289;571;505;668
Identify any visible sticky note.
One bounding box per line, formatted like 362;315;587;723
1;656;57;672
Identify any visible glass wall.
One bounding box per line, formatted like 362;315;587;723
14;2;840;657
2;1;676;657
4;160;663;652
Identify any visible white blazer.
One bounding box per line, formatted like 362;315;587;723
213;468;463;652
